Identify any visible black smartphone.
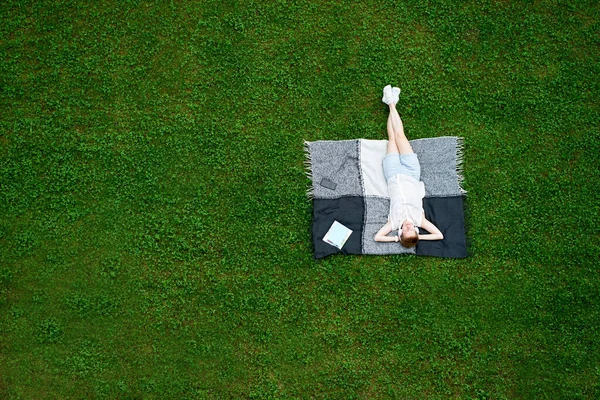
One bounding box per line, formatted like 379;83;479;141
320;178;337;190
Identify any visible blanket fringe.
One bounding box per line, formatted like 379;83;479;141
303;140;314;199
456;137;467;195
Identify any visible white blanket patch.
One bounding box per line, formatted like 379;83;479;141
359;139;390;198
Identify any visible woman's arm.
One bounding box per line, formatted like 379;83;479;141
374;221;398;242
419;214;444;241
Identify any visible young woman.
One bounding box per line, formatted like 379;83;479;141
374;85;444;248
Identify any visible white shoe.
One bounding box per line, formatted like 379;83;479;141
391;87;401;104
382;85;393;104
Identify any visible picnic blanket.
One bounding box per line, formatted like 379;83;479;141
305;137;467;259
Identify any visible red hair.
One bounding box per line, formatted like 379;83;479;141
400;231;419;248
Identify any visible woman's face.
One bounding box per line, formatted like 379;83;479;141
401;220;417;238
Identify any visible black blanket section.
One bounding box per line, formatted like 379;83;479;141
312;196;467;259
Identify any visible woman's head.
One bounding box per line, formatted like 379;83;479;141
399;220;419;248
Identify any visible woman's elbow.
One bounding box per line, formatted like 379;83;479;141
374;234;385;242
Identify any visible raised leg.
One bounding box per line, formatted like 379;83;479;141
387;103;413;154
386;114;398;154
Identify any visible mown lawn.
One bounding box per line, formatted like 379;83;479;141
1;0;599;398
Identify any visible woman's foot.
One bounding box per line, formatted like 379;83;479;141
382;85;393;104
391;87;401;104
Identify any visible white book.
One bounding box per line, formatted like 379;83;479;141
322;221;353;249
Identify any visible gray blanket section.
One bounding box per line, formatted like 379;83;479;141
306;140;362;199
306;136;465;200
411;137;465;198
363;197;415;255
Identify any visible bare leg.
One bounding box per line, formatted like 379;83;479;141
386;114;398;154
388;103;413;154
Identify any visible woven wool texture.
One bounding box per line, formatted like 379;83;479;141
305;137;467;258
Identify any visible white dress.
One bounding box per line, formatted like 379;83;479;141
387;174;426;231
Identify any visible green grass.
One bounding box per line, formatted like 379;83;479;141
1;0;599;398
